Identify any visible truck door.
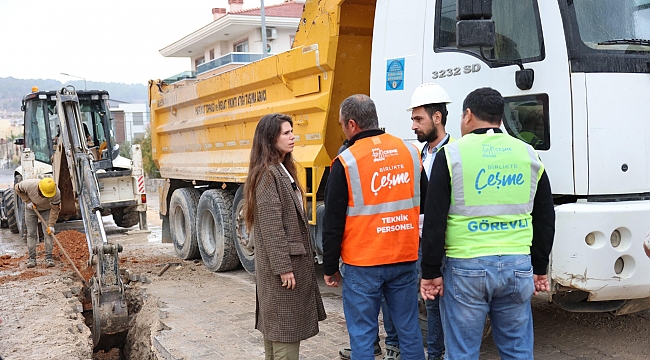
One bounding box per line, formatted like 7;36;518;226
423;0;575;195
370;0;429;141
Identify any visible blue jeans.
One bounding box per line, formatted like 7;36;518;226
341;262;425;360
416;241;445;359
381;296;399;347
424;298;444;359
440;255;535;360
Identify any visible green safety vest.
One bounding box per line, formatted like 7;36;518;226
443;132;544;259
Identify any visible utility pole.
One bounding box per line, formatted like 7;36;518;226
260;0;268;58
61;72;87;90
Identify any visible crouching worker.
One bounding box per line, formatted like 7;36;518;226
15;178;61;268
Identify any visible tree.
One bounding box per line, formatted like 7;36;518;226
133;127;159;178
119;140;132;159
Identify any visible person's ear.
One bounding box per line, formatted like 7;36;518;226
433;111;442;125
348;119;358;132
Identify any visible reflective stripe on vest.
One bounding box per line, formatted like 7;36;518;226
337;133;421;266
443;132;544;259
446;137;542;217
339;139;421;217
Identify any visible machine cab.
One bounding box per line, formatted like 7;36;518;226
22;88;120;169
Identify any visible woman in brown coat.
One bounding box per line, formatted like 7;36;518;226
244;113;326;360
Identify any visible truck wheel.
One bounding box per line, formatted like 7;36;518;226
196;189;239;272
3;188;18;233
232;186;255;274
112;206;139;228
169;188;201;260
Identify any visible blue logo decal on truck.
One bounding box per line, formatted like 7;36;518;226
386;58;405;91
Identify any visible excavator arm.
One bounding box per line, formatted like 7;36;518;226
54;86;128;350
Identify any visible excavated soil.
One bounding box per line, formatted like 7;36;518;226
0;230;93;284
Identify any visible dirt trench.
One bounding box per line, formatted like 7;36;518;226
0;229;170;360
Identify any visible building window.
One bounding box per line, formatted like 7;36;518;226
234;39;249;52
195;57;205;68
209;49;215;60
132;113;144;126
133;132;145;140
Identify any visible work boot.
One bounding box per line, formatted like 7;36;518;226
339;342;382;359
26;259;36;268
45;259;55;268
383;344;400;360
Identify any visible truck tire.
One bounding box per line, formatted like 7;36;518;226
232;186;255;274
3;188;18;233
196;189;240;272
169;188;201;260
112;206;139;228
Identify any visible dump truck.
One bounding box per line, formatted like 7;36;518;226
149;0;650;314
4;88;148;240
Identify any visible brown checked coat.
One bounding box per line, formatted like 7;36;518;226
253;164;326;343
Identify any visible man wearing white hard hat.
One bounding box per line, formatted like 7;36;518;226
408;83;452;360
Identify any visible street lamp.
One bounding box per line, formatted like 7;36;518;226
61;72;87;90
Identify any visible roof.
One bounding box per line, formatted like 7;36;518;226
230;1;304;18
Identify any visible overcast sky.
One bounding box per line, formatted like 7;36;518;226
0;0;286;85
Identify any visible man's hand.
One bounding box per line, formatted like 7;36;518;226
533;274;550;295
47;227;55;235
420;277;444;300
25;202;33;210
280;271;296;290
324;271;341;287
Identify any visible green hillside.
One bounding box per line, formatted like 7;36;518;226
0;77;147;112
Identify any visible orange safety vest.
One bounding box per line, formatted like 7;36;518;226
337;133;421;266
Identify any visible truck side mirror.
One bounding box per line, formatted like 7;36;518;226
456;0;495;49
14;138;24;146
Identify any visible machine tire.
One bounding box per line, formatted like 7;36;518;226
232;186;255;274
169;188;201;260
3;188;18;233
13;175;27;240
196;189;239;272
112;206;139;228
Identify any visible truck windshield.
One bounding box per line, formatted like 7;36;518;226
573;0;650;53
562;0;650;73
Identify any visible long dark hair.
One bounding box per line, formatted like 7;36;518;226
244;113;301;230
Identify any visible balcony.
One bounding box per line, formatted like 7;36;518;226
162;71;196;84
197;52;269;76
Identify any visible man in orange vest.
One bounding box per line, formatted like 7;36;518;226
323;94;426;360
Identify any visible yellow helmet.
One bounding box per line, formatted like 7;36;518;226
38;178;57;198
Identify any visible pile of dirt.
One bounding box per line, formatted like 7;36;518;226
49;230;94;282
0;269;44;284
0;253;26;268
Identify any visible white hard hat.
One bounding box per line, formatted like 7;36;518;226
406;83;452;111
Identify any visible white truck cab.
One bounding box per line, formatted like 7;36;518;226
372;0;650;312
